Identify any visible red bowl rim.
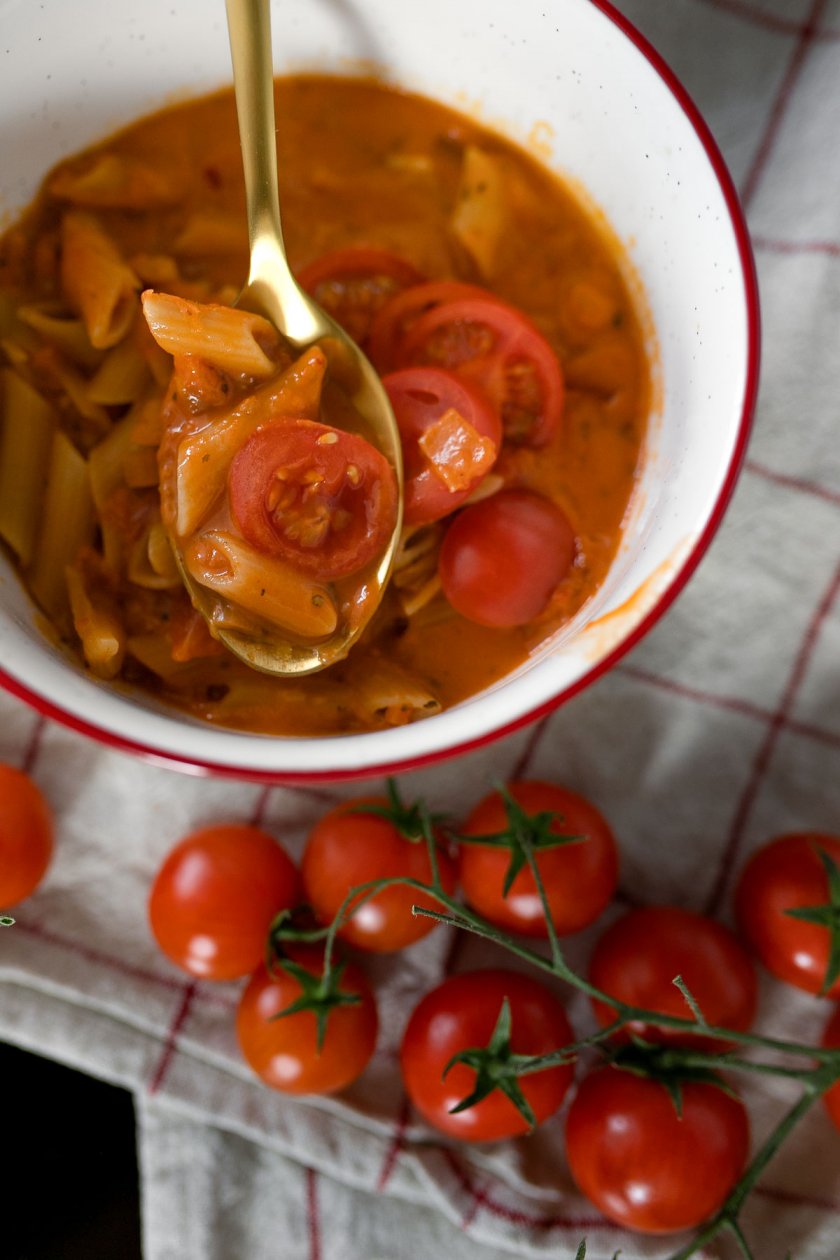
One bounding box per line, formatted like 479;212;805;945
0;0;760;784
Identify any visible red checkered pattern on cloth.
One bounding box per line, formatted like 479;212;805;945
3;1;840;1256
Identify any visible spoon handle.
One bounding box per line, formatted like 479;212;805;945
226;0;324;341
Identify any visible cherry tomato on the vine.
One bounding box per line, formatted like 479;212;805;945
821;1006;840;1130
236;946;378;1095
301;793;456;953
439;489;576;627
398;294;564;447
734;833;840;997
382;367;501;527
588;905;758;1047
148;824;300;980
0;764;53;908
400;969;574;1142
457;781;617;937
296;246;424;345
228;417;398;581
565;1066;750;1234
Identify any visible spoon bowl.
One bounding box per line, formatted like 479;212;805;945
173;0;403;676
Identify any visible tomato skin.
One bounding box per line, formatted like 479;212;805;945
382;366;501;526
565;1067;750;1234
589;906;758;1047
0;765;53;907
398;295;564;446
821;1006;840;1130
301;797;456;953
296;246;424;345
368;281;503;373
400;969;574;1141
734;833;840;997
439;489;575;627
148;824;300;981
458;781;618;938
228;417;398;580
236;947;378;1095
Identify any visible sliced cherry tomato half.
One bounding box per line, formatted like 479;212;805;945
301;793;456;953
457;781;618;938
382;367;501;527
439;489;575;627
148;823;300;981
398;295;564;447
236;946;378;1095
296;246;424;345
588;906;758;1048
565;1066;750;1235
0;764;53;908
734;832;840;997
400;969;574;1142
367;280;503;373
228;417;398;581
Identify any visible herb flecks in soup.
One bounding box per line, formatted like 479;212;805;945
0;77;649;735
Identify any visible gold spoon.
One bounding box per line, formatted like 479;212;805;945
176;0;403;676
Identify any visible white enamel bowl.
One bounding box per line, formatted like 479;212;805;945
0;0;759;782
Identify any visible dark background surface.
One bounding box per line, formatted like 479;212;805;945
2;1041;142;1259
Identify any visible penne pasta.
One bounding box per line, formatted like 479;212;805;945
28;430;95;619
49;152;178;209
348;660;441;726
127;632;205;683
174;211;248;257
450;145;508;277
129;253;181;288
127;518;181;590
183;530;338;641
61;211;140;349
65;561;126;679
128;394;166;447
0;369;57;565
87;317;151;404
44;353;111;437
141;291;280;378
17;305;103;371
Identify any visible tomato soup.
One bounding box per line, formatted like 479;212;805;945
0;77;650;735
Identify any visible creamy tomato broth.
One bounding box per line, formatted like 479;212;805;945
0;77;649;735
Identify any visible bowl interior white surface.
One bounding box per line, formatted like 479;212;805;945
0;0;756;777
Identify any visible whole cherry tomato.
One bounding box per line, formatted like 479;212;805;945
301;790;456;953
236;946;377;1095
821;1005;840;1130
382;366;501;527
734;833;840;997
565;1066;750;1234
400;969;574;1142
589;905;758;1047
297;246;424;345
228;417;398;580
457;781;617;937
439;490;575;627
148;824;300;980
0;764;53;908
